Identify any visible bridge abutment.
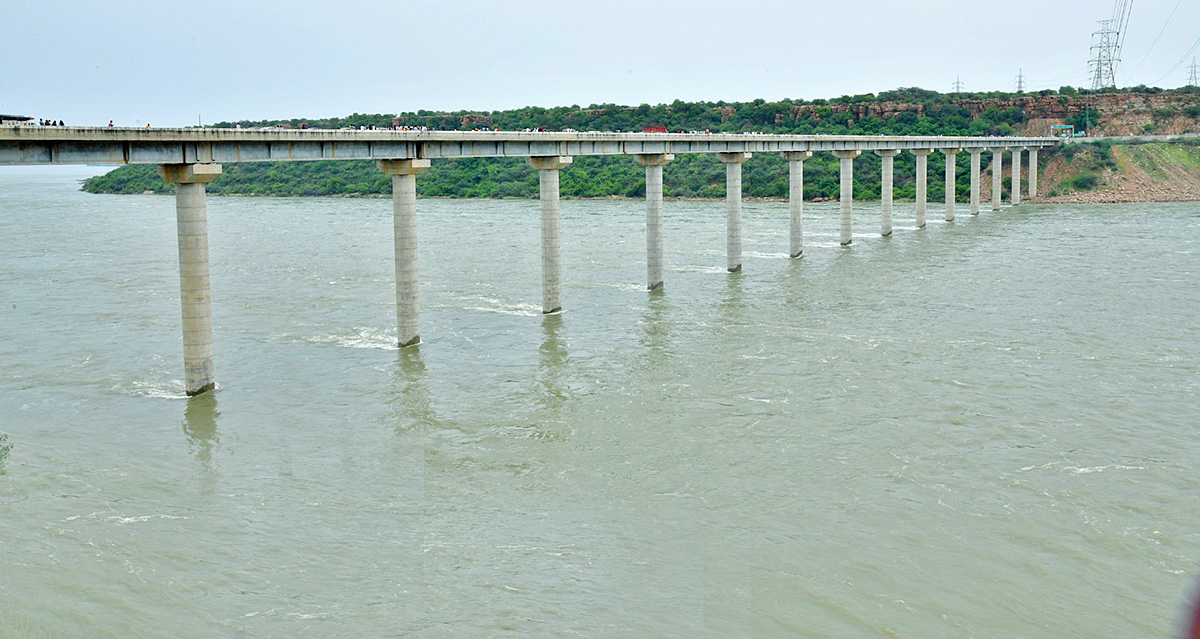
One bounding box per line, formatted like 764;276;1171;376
527;156;572;312
717;152;751;271
635;153;674;290
157;163;222;396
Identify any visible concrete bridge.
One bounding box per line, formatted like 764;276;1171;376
0;127;1057;395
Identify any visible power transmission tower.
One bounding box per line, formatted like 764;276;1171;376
1089;20;1120;89
1089;0;1133;90
953;76;964;94
1015;68;1026;93
1189;58;1199;87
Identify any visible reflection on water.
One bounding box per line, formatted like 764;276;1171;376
182;393;220;467
537;313;569;410
0;431;11;473
637;293;673;367
717;270;746;331
388;347;438;433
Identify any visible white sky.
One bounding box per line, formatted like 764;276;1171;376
4;0;1198;127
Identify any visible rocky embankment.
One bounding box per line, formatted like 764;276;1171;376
973;141;1200;204
1024;141;1200;204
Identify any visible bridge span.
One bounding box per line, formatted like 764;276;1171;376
1;127;1057;395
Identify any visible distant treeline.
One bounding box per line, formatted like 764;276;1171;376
82;86;1200;201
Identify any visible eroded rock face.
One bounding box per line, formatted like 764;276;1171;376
787;93;1200;136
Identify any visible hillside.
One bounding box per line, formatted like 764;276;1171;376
1035;140;1200;203
82;87;1200;202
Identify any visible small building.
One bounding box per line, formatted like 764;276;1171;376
1;114;33;126
1051;124;1075;138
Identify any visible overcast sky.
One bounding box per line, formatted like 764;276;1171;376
4;0;1199;127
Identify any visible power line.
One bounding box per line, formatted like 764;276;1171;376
1128;0;1183;81
952;76;964;94
1112;0;1134;59
1189;58;1198;87
1032;66;1092;86
1015;68;1026;93
1149;35;1200;85
1089;1;1133;89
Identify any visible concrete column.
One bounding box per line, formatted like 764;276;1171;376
911;149;933;229
635;153;674;290
157;163;223;396
1011;147;1023;206
875;149;901;237
989;148;1004;211
940;148;960;222
967;148;983;216
832;150;861;246
717;152;751;272
378;159;432;347
527;156;573;313
1028;148;1039;199
783;151;812;257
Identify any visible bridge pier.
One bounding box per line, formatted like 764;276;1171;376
1011;147;1023;206
875;149;900;237
911;149;932;229
941;148;959;222
967;148;983;215
784;151;812;257
832;150;860;245
989;148;1003;211
157;163;222;396
718;152;751;272
635;153;674;290
527;156;572;313
378;159;431;347
1028;148;1039;199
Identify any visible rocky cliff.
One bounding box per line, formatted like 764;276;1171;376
791;92;1200;137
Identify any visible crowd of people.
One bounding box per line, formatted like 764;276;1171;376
38;118;66;126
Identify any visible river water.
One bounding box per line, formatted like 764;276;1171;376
1;166;1198;638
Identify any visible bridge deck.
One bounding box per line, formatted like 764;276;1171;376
0;127;1057;166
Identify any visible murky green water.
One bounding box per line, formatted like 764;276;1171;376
2;166;1198;638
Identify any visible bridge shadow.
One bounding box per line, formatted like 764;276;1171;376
182;392;220;468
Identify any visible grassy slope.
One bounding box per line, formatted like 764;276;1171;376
1035;141;1200;203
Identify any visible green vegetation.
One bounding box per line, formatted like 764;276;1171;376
83;86;1200;201
1071;173;1101;191
84;152;980;201
1041;140;1200;196
1114;141;1200;179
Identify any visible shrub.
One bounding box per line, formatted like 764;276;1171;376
1072;173;1100;190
